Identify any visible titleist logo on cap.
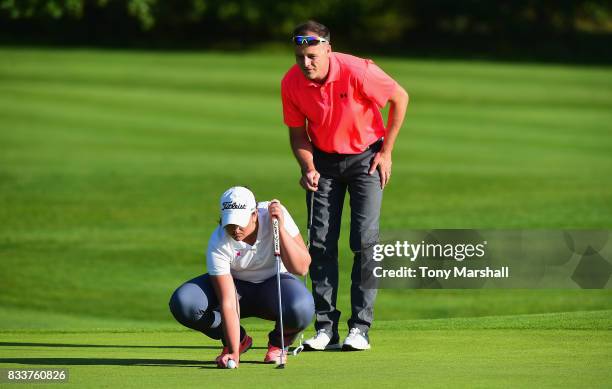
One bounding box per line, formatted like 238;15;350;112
222;201;247;210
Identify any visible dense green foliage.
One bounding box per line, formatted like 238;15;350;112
1;1;611;60
3;0;610;33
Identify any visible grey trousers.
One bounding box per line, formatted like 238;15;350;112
308;139;383;335
169;273;314;347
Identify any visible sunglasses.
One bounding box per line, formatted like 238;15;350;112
292;35;328;46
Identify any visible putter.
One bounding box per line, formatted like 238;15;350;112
272;218;286;369
292;190;314;356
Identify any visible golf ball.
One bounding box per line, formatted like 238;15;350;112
227;359;236;369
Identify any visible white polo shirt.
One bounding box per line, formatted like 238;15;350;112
206;201;300;283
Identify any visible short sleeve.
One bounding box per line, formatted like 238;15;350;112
281;78;306;127
281;205;300;237
361;60;398;109
206;229;231;276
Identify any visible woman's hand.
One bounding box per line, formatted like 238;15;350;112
216;352;240;368
268;199;284;228
267;199;311;276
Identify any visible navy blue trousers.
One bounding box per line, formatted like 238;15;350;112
169;273;314;347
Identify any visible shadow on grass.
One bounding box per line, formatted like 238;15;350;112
0;342;267;350
0;357;270;368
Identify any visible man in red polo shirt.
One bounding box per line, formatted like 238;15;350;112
281;21;409;351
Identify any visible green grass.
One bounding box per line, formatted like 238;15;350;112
1;311;610;388
0;48;611;387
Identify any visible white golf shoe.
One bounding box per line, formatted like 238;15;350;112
302;329;341;351
342;328;371;351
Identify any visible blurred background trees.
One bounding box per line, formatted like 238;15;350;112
1;0;611;61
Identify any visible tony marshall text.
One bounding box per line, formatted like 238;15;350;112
373;266;509;279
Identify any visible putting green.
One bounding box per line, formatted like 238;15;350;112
0;48;611;387
1;311;610;388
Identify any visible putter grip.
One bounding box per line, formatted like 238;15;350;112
272;218;280;256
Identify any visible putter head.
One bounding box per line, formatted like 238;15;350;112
276;363;285;369
292;345;304;356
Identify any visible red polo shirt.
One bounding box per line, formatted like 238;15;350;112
281;52;397;154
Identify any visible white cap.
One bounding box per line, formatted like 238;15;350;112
220;186;257;228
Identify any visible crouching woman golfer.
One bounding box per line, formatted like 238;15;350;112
169;186;314;368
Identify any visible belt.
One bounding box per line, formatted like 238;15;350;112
367;138;384;151
314;138;383;157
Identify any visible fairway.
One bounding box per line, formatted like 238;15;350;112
0;48;611;387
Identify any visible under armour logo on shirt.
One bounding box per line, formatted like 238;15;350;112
339;92;347;98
